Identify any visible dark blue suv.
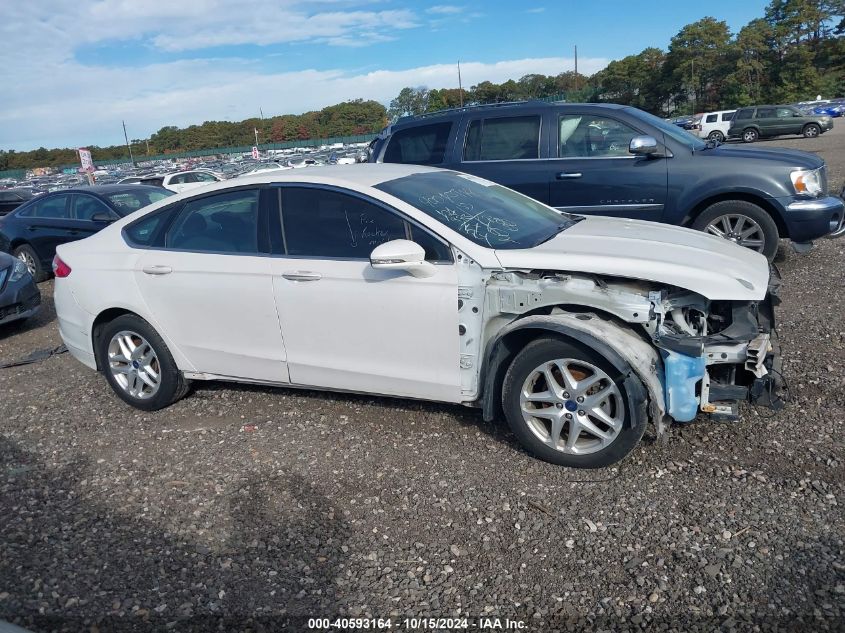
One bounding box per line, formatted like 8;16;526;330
369;102;845;260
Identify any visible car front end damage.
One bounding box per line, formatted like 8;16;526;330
477;266;785;430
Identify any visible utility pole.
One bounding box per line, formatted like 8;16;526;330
260;107;264;120
458;60;464;107
254;126;259;146
574;45;578;93
122;120;135;166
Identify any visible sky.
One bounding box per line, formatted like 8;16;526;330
0;0;770;151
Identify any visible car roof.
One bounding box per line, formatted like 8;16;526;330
392;101;628;128
40;184;166;196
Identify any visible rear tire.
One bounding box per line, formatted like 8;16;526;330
692;200;780;261
13;244;46;282
501;337;646;468
708;130;725;143
741;128;759;143
95;314;189;411
803;123;820;138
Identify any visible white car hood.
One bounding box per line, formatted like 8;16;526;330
494;216;770;300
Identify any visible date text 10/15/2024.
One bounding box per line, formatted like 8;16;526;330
307;617;528;630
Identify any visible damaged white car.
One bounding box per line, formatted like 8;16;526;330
54;165;783;468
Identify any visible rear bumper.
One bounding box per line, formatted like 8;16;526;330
776;195;845;242
54;279;97;370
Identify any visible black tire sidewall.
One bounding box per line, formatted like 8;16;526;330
95;314;183;411
692;200;779;261
501;337;646;469
803;124;820;137
709;131;724;143
743;128;758;142
14;244;46;282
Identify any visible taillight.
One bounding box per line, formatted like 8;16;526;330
52;254;71;278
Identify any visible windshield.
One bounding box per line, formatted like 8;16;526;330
375;171;579;249
627;107;707;151
105;188;174;216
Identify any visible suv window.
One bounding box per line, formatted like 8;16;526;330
19;194;70;218
721;111;735;121
463;116;541;161
757;107;776;118
72;194;113;220
383;122;452;165
166;189;259;253
705;114;718;123
559;115;639;158
281;187;407;259
735;108;754;120
776;107;796;118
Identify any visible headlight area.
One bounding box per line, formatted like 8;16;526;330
652;291;785;422
9;258;30;283
790;167;824;197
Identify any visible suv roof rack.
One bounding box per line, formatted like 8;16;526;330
395;99;565;123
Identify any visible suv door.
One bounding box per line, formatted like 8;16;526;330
547;111;668;219
775;106;803;135
130;187;289;382
452;110;551;202
754;107;778;137
267;185;460;401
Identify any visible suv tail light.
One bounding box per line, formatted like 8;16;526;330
52;254;71;278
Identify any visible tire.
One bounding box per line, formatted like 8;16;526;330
741;128;759;143
13;244;47;282
501;337;646;468
802;123;820;138
692;200;780;261
95;314;189;411
708;130;725;143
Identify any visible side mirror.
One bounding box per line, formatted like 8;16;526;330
629;135;659;156
90;212;115;223
370;239;436;278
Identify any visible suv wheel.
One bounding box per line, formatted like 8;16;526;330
501;337;646;468
692;200;779;261
96;314;189;411
13;245;46;282
742;128;759;143
803;123;820;138
708;130;725;143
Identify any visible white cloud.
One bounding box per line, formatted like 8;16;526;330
426;5;464;14
0;1;609;150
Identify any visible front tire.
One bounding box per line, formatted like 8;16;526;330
803;123;820;138
501;337;646;468
708;130;725;143
13;244;46;282
692;200;780;261
95;314;188;411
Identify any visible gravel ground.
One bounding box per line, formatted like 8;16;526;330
0;128;843;632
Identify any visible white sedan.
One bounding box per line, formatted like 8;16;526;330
146;170;222;193
53;165;781;468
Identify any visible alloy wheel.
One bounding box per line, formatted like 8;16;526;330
17;251;36;277
704;214;766;252
107;330;161;399
519;358;624;455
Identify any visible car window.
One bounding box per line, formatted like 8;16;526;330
558;115;639;158
776;107;795;118
123;206;178;247
195;172;218;182
383;122;452;165
166;189;259;253
706;114;718;123
463;116;541;161
281;187;407;259
757;107;776;118
72;194;113;220
105;189;173;215
19;194;70;218
408;224;453;262
721;111;735;121
735;108;754;120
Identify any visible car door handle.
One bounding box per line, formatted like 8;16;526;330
556;172;583;179
142;265;172;275
282;271;322;282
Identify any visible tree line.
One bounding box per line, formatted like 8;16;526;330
389;0;844;117
2;0;842;172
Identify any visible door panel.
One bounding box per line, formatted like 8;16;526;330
548;113;668;219
22;194;75;262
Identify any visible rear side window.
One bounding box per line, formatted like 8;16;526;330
383;122;452;165
756;107;776;118
19;195;70;218
124;207;176;247
166;189;259;253
721;111;735;121
463;116;541;161
735;109;754;120
705;114;718;123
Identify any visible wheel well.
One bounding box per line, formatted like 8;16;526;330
803;122;820;130
91;308;136;371
685;193;789;238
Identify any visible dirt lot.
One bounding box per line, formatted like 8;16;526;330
1;128;843;632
